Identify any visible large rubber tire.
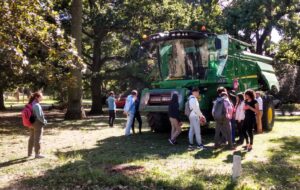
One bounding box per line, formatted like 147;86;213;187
147;112;171;133
262;95;275;131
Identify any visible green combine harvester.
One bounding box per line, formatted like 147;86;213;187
139;30;279;132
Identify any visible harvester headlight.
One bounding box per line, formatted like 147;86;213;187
161;96;171;102
150;96;161;103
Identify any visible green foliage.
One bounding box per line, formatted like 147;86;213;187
280;103;300;116
0;0;82;92
276;36;300;65
223;0;300;54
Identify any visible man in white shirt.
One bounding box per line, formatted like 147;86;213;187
188;88;206;150
256;91;263;133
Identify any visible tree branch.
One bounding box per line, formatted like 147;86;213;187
101;56;124;63
82;28;95;39
82;52;93;60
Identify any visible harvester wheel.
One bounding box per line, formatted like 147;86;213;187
262;95;275;131
147;113;171;133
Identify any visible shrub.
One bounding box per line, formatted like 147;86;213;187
280;104;298;116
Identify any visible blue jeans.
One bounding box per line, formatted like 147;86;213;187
125;112;135;136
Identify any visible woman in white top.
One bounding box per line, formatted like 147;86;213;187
235;93;245;144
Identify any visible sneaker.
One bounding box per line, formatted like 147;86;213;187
197;144;207;150
35;155;45;159
188;144;194;151
168;138;175;145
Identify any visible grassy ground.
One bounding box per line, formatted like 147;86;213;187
0;110;299;190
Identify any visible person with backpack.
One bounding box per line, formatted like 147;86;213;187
212;87;234;150
187;88;206;150
255;91;263;133
124;90;137;136
168;93;182;145
235;93;245;144
27;92;47;158
131;94;142;134
243;89;259;151
106;91;116;127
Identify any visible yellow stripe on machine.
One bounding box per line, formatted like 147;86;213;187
238;75;257;79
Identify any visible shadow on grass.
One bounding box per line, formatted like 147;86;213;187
0;157;28;168
2;131;237;190
222;150;247;164
243;136;300;189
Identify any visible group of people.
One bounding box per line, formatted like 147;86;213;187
168;86;263;152
24;87;262;159
106;90;142;135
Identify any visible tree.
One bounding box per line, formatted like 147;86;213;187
82;0;193;114
0;0;81;110
65;0;86;119
224;0;300;54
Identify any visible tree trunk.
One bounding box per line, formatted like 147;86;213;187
90;75;103;114
256;26;272;55
65;0;86;119
256;39;264;55
89;31;104;115
0;87;5;111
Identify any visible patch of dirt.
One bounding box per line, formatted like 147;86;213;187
108;164;145;175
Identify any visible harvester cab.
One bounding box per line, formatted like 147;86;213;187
139;30;279;132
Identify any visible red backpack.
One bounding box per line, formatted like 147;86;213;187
21;103;34;128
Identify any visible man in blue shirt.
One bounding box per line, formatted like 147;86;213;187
106;91;116;127
124;90;138;136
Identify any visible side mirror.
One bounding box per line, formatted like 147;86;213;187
215;38;222;50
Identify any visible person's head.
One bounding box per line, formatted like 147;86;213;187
131;90;138;97
256;91;261;98
244;89;255;101
191;87;200;98
109;91;114;97
28;92;43;104
220;91;228;98
170;93;179;104
236;93;244;104
217;86;227;96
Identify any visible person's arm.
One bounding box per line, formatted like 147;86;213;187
189;98;203;117
248;103;259;114
33;104;47;125
175;104;181;122
123;97;130;114
123;96;133;114
212;101;216;117
224;100;233;119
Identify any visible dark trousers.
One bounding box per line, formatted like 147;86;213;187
132;111;142;133
243;117;255;145
236;120;244;143
214;119;233;147
108;110;116;127
231;119;236;143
